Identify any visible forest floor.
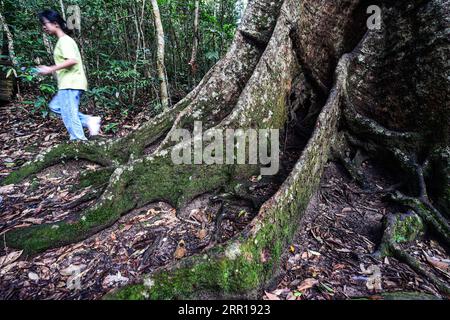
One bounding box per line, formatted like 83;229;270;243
1;99;449;300
262;161;450;300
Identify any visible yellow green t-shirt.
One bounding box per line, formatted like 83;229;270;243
53;35;88;91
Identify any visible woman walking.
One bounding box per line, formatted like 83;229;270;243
37;9;100;141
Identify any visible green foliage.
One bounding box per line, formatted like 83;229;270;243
1;0;242;115
103;122;119;134
392;214;424;244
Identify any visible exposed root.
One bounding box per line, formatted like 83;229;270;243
3;0;304;255
104;47;346;300
75;167;116;191
4;154;236;254
380;212;450;295
389;191;450;248
343;104;423;151
1;141;115;186
62;187;105;211
369;292;442;300
331;133;369;189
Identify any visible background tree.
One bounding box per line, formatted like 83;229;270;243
150;0;169;109
188;0;200;75
0;1;17;66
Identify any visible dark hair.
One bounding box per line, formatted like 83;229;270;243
38;9;71;34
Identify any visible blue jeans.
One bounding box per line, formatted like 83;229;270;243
49;89;90;141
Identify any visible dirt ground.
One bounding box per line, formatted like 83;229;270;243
1;100;449;300
262;161;450;300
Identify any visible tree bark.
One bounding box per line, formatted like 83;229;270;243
0;9;17;66
150;0;170;110
188;0;200;74
59;0;66;20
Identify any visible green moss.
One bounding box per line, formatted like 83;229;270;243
109;188;314;300
379;292;441;300
105;284;148;300
2;161;42;186
108;119;333;300
131;155;234;208
1;141;114;186
75;167;115;190
5;188;136;254
105;80;340;300
392;214;424;244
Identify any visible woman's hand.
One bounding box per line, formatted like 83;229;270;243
36;65;55;75
36;59;78;75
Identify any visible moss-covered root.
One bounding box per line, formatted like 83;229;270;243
1;108;182;187
380;213;450;296
342;103;424;151
104;48;345;301
0;140;114;186
390;191;450;247
331;133;369;188
74;166;116;191
4;166;135;254
107;100;188;160
371;292;441;300
379;213;425;256
4;151;236;254
424;146;450;217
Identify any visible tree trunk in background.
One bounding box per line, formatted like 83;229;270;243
150;0;170;110
132;0;142;105
42;32;54;55
189;0;200;74
59;0;66;20
0;10;17;66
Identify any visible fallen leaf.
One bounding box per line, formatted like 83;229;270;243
174;240;187;259
0;250;23;268
264;291;281;300
308;250;321;256
196;229;208;240
23;218;44;224
122;224;133;232
60;264;86;277
297;278;319;292
336;248;352;253
286;292;297;300
0;184;14;195
102;271;129;287
273;288;290;296
425;253;450;275
28;272;39;281
333;263;346;270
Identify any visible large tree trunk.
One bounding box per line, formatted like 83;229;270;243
1;0;448;299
